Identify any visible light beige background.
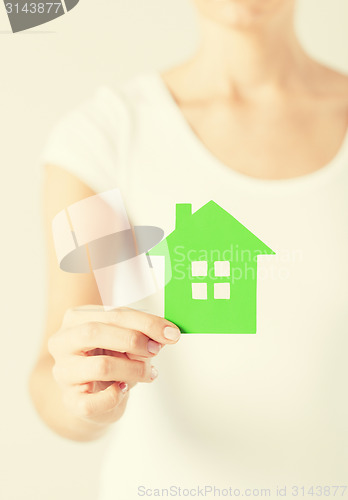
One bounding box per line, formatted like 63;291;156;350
0;1;347;499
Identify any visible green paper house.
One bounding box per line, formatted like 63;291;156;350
148;201;275;334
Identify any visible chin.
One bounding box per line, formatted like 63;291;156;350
193;0;294;29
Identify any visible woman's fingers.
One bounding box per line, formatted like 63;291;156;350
49;322;163;358
63;381;129;420
126;352;154;361
47;306;179;427
113;308;181;344
63;306;181;345
53;354;156;385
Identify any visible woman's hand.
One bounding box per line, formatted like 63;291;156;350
47;305;181;427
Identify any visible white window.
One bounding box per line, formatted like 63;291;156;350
191;260;232;300
214;261;230;277
191;260;207;277
214;283;230;299
192;282;207;300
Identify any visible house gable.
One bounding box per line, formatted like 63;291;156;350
148;200;275;258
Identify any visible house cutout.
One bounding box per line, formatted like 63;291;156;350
148;201;275;334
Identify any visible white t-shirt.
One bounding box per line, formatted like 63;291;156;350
40;72;348;499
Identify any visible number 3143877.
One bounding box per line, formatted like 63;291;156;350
5;3;63;14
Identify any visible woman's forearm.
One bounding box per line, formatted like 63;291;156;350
28;356;127;442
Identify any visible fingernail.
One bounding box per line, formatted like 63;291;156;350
164;326;181;341
151;366;158;380
147;339;162;354
119;382;128;394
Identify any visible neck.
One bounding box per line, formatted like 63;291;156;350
192;6;310;98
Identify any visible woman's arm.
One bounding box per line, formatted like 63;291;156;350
28;164;127;442
29;164;181;442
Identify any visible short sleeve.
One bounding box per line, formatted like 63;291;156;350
39;85;132;194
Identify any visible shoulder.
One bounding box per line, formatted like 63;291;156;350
40;73;159;192
43;72;159;156
50;72;159;139
311;63;348;104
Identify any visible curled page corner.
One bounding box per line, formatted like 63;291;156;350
51;188;169;308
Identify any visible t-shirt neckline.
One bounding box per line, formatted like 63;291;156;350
139;70;348;192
